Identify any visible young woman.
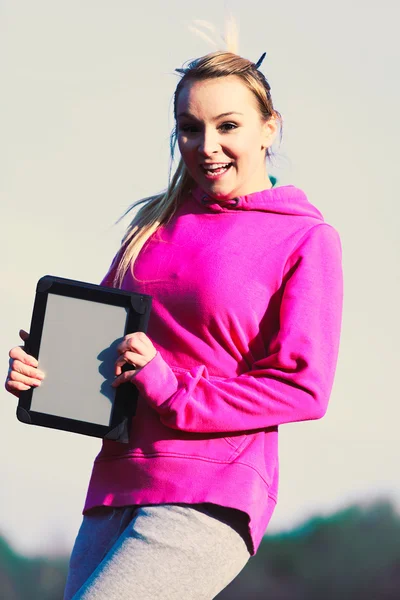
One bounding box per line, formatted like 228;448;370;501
6;50;343;599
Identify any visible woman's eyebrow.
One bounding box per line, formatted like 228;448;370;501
177;111;244;120
214;111;244;119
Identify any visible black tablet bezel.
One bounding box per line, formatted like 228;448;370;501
17;275;152;442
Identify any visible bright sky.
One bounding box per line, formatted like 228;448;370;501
1;0;399;556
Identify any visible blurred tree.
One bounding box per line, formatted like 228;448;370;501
0;535;68;600
216;500;400;600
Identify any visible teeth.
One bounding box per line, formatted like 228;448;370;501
204;164;230;171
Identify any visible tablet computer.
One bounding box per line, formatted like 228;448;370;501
17;275;152;443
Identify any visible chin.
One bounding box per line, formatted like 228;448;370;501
201;180;238;201
189;167;236;200
205;188;234;201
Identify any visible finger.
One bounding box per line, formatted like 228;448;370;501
8;369;42;388
115;351;147;375
111;370;138;388
117;332;153;355
117;338;148;357
5;379;32;396
9;346;38;368
12;359;45;380
123;331;148;344
19;329;30;342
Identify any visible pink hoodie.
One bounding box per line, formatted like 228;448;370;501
83;184;343;554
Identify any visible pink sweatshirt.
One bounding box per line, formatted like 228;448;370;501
83;184;343;554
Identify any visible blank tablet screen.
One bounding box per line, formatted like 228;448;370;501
30;293;128;426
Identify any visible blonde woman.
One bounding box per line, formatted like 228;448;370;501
6;50;343;599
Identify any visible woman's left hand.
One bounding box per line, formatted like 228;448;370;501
112;332;157;387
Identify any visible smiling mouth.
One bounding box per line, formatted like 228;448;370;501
201;163;233;177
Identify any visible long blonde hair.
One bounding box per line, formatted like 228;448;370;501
113;50;281;287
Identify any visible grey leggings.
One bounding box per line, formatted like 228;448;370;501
64;504;251;600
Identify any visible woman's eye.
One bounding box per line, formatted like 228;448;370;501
178;123;238;134
179;124;199;134
219;122;238;132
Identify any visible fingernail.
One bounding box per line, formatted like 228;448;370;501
34;380;42;387
36;371;45;379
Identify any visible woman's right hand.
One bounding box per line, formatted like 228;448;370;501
5;330;45;397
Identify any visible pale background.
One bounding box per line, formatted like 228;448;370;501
1;0;399;556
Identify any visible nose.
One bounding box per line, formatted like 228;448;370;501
197;127;220;157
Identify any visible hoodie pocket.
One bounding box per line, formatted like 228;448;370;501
98;398;253;464
223;433;254;460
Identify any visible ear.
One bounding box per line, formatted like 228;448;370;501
261;116;278;150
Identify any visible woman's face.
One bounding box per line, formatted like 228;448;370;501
176;75;277;200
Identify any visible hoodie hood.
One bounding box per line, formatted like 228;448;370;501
191;184;324;221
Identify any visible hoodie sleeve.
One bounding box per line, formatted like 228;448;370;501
99;251;121;287
132;223;343;433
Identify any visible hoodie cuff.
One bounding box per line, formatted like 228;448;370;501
132;351;179;408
